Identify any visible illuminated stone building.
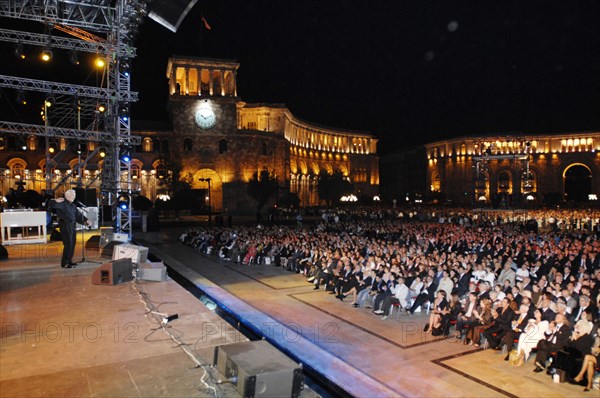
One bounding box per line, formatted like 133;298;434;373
0;56;379;214
424;133;600;206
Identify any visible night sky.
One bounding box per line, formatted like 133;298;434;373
2;1;600;154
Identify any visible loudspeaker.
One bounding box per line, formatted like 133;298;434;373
139;261;167;281
112;243;149;264
0;244;8;260
213;340;303;398
50;229;62;241
91;258;133;285
101;241;122;258
74;188;97;207
85;235;101;250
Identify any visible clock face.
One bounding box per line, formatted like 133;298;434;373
194;106;216;129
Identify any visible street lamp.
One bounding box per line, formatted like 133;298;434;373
198;177;212;222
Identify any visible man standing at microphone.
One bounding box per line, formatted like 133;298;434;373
49;189;91;268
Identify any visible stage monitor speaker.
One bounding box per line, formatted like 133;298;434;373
139;261;167;281
112;243;148;264
213;340;303;398
0;244;8;260
91;258;133;285
74;188;97;207
101;240;121;258
148;0;198;32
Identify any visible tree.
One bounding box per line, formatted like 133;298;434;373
247;169;278;212
317;171;353;205
278;192;300;208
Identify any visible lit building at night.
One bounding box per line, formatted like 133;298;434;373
0;56;379;214
383;133;600;207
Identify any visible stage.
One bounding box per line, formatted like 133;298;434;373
0;230;595;397
0;233;246;398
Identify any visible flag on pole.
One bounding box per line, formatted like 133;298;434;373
201;16;212;30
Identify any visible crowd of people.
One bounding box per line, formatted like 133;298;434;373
180;205;600;391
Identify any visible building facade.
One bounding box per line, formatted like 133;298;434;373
424;133;600;206
0;56;380;214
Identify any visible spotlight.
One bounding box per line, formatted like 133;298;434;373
14;44;25;59
98;146;107;158
120;148;131;163
119;104;129;122
16;91;26;105
21;143;27;151
45;97;55;108
95;56;106;68
97;104;106;113
41;49;53;62
76;142;82;155
117;193;130;210
120;61;130;77
69;51;80;65
48;142;57;153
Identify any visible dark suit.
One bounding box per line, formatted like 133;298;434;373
457;272;471;298
483;306;515;349
501;312;530;350
535;324;572;366
49;199;87;266
409;281;437;313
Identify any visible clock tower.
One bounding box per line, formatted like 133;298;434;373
166;56;239;136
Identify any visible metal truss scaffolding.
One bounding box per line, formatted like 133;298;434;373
0;0;150;239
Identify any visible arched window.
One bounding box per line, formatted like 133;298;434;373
431;170;441;192
522;170;536;193
7;158;27;181
218;139;228;154
28;135;37;151
183;138;193;152
498;170;512;193
143;137;153;152
130;163;141;180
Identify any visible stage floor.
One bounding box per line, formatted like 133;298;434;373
141;231;596;398
0;234;246;398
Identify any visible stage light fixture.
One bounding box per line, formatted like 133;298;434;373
45;97;55;108
14;44;25;59
97;104;106;113
48;142;57;153
76;142;82;155
69;51;80;65
119;104;130;122
117;193;130;210
98;146;107;158
16;91;26;105
120;62;130;77
120;148;131;163
41;49;53;62
95;56;106;68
